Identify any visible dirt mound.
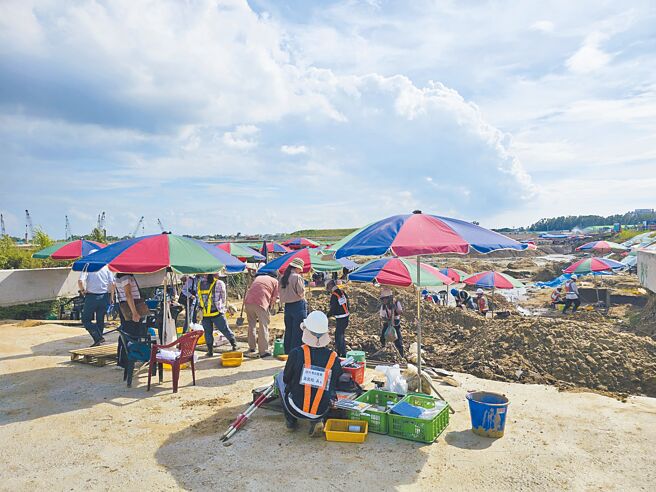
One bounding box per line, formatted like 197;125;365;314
533;261;570;282
626;293;656;337
316;284;656;397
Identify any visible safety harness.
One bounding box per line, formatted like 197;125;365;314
332;289;349;318
301;344;337;416
197;279;219;317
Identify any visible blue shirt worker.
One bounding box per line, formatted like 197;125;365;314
78;264;115;346
197;272;237;356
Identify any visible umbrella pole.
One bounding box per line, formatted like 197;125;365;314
162;274;167;344
416;255;422;393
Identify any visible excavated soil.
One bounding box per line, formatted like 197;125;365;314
309;284;656;398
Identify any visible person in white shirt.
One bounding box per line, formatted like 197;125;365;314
562;275;581;314
78;265;116;346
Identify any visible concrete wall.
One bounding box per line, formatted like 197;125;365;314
637;250;656;294
0;268;168;307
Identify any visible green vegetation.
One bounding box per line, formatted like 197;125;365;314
611;230;646;242
0;298;63;320
528;210;656;231
0;230;67;269
289;228;358;240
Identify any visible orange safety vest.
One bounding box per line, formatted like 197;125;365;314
332;290;349;315
301;344;337;415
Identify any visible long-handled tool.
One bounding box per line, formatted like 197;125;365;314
220;384;275;442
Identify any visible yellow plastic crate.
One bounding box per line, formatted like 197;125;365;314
221;351;243;367
324;419;368;443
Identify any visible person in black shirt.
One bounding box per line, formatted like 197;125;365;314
325;279;349;357
277;311;343;437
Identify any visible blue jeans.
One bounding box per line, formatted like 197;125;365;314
82;293;110;342
283;300;307;354
201;314;236;353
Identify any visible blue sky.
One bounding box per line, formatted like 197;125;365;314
1;0;655;238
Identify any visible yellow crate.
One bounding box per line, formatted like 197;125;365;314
324;419;368;443
221;351;243;367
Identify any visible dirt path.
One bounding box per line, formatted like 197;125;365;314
1;321;655;491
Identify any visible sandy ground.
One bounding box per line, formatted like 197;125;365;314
1;319;655;492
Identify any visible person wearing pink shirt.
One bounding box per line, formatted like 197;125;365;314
244;271;279;357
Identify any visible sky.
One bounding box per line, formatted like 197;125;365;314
1;0;655;238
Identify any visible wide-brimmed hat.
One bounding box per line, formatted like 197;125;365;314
301;311;330;348
380;287;393;298
289;258;305;271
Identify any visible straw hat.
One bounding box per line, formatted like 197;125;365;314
380;286;393;298
289;257;305;271
301;311;330;348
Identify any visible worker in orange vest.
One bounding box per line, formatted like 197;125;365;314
325;279;350;357
276;311;344;436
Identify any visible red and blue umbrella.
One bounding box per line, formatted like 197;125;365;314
32;239;105;260
464;271;524;289
576;241;628;254
216;243;265;262
349;258;454;287
439;267;468;283
261;242;291;254
563;257;624;274
333;211;527;258
72;233;245;274
257;248;342;274
282;237;320;250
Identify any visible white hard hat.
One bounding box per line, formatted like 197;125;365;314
302;311;328;334
476;288;484;294
571;274;578;280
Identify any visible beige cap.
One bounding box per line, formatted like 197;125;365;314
289;257;305;271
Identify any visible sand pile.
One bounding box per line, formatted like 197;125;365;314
313;284;656;397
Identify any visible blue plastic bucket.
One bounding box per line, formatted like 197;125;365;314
466;391;509;438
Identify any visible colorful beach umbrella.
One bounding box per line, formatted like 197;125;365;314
576;240;628;254
32;239;105;260
257;248;342;274
282;237;320;250
464;271;524;289
439;267;468;283
563;257;624;274
72;233;245;274
349;258;454;287
216;243;265;262
260;242;291;254
332;211;527;258
336;257;359;271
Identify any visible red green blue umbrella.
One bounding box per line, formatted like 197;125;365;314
260;242;291;254
216;243;265;262
72;233;245;274
576;241;628;254
257;248;342;274
349;258;454;287
439;267;468;283
32;239;105;260
563;257;624;274
282;237;320;250
464;271;524;289
333;211;527;258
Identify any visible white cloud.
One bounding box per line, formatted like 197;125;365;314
222;125;259;150
530;20;554;33
566;32;612;73
280;144;308;155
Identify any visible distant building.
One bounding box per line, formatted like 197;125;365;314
635;208;654;214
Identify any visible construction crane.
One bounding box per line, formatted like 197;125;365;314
25;209;35;242
65;215;72;240
97;211;107;240
157;218;166;233
131;216;144;238
97;211;106;230
1;213;6;237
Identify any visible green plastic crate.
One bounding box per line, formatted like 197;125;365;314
388;393;450;443
345;389;402;435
